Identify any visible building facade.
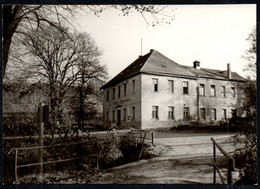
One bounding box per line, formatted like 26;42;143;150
101;49;246;129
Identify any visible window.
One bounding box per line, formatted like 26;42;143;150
118;85;121;98
168;106;174;119
112;110;115;122
200;108;206;120
231;109;237;117
123;108;127;121
106;90;109;101
152;106;159;119
210;85;216;96
183;82;189;94
222;109;227;120
183;107;189;120
124;83;127;96
132;80;135;94
199;84;205;95
153;78;158;92
106;111;109;121
168;80;174;93
211;108;216;120
132;107;135;120
112;88;115;100
231;87;235;97
221;86;226;97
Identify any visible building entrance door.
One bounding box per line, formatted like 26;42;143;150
117;109;121;126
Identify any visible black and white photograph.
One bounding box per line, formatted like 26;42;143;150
2;4;257;185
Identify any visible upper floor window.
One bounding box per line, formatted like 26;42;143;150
124;83;127;96
231;87;235;97
132;80;135;94
168;106;174;119
112;88;115;100
221;86;226;97
118;85;121;98
106;90;109;101
211;108;216;120
199;84;205;95
168;80;174;93
183;107;190;120
200;108;206;120
210;85;216;96
152;106;159;119
153;78;158;92
183;82;189;94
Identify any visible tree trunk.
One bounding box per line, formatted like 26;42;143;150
2;5;23;78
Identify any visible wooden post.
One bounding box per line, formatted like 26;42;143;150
15;149;18;183
139;132;147;160
213;143;216;184
38;103;44;177
151;131;154;145
227;159;232;185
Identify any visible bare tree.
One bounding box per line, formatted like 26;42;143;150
74;33;107;129
19;24;106;140
3;4;175;78
242;26;256;80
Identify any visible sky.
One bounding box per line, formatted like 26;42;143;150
74;4;256;80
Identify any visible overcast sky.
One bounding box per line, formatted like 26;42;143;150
75;4;256;80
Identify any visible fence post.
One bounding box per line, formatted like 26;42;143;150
151;131;154;145
213;143;216;184
15;149;18;183
139;132;147;160
227;159;232;185
38;103;44;177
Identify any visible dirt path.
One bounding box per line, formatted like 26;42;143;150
94;132;237;184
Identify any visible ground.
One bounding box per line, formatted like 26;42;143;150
93;131;238;184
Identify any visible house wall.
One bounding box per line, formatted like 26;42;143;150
140;73;244;129
103;74;142;129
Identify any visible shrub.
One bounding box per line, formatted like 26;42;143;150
233;119;257;184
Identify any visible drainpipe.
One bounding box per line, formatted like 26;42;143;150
197;85;200;126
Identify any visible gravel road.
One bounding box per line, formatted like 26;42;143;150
94;132;238;184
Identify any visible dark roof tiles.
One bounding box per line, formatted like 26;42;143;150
101;49;246;89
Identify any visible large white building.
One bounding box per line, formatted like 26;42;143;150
101;49;246;129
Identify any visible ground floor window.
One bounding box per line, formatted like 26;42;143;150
211;108;216;120
132;107;135;120
222;109;227;120
231;109;237;118
112;110;115;122
123;108;127;121
106;111;109;122
200;108;206;120
152;106;159;119
183;107;189;120
168;106;174;119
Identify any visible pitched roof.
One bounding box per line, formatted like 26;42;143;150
101;49;246;89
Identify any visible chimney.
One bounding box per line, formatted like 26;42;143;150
193;60;200;69
227;63;231;79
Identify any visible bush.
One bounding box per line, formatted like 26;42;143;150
3;131;165;184
3;112;37;137
233;119;257;184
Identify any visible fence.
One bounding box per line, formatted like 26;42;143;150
8;129;154;183
211;137;235;185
